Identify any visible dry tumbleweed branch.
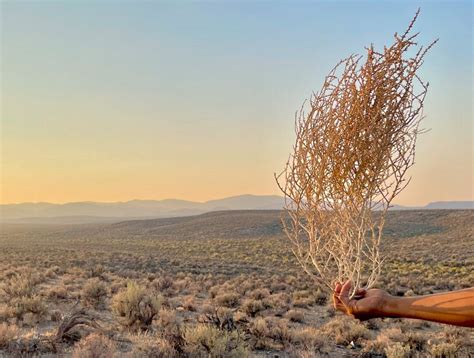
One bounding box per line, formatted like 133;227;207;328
275;10;437;297
54;308;102;343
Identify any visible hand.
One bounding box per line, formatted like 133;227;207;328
333;280;391;321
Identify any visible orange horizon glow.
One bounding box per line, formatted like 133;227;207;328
1;2;472;207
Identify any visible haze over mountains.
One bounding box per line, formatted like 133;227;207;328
0;195;472;224
0;195;284;224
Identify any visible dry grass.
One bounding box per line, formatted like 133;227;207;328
0;209;472;356
72;333;116;358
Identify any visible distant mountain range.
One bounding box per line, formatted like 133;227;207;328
0;195;472;224
0;195;284;224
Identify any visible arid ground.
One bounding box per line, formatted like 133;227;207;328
0;210;472;357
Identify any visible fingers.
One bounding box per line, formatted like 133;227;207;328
333;287;340;309
333;280;366;315
333;295;345;312
333;282;344;311
339;280;352;306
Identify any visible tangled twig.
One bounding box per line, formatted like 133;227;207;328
275;9;437;297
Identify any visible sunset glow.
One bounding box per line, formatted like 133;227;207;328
1;1;472;206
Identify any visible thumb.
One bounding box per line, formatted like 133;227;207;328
339;280;353;306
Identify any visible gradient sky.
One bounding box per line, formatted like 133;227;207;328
1;0;472;205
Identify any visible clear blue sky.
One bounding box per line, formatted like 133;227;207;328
1;0;472;205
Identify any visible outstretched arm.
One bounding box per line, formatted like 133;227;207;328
333;281;474;328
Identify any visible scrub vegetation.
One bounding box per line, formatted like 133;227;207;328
0;209;472;357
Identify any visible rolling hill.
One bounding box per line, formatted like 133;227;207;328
1;195;472;224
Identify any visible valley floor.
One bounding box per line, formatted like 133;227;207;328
0;210;473;357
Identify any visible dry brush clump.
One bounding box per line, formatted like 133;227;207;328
82;279;108;308
72;333;116;358
111;281;163;330
320;315;370;346
129;332;178;357
0;323;19;349
183;324;249;357
276;10;437;296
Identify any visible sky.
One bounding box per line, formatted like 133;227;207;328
0;0;472;206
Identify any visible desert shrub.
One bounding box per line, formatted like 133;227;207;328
379;327;405;342
209;285;220;299
233;310;248;324
363;319;379;331
247;317;272;350
183;296;196;311
262;318;291;348
248;288;270;300
430;342;458;358
398;317;431;330
49;310;62;322
201;303;215;315
321;316;369;345
441;326;468;346
1;273;36;298
263;292;291;311
111;281;163;329
248;317;295;350
285;309;304;323
2;268;18;280
313;289;328;305
109;280;125;295
82;279;108;308
65;268;84;281
290;327;325;351
241;299;264;317
46;286;69;301
12;296;47;319
44;266;63;278
174;277;191;292
0;304;15;322
363;332;391;355
214;292;240;308
287;349;321;358
269;281;289;292
201;307;236;331
86;265;106;279
184;324;248;357
157;308;180;333
166;297;183;309
235;279;257;296
285;276;298;286
156;308;184;353
380;323;430;352
292;290;316;308
0;323;18;348
404;331;426;351
385;342;411;358
147;274;157;282
176;272;186;279
72;333;116;358
6;329;53;355
129;333;177;358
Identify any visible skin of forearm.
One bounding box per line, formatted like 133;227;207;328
383;288;474;328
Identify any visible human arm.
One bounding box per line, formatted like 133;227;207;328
333;280;474;328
